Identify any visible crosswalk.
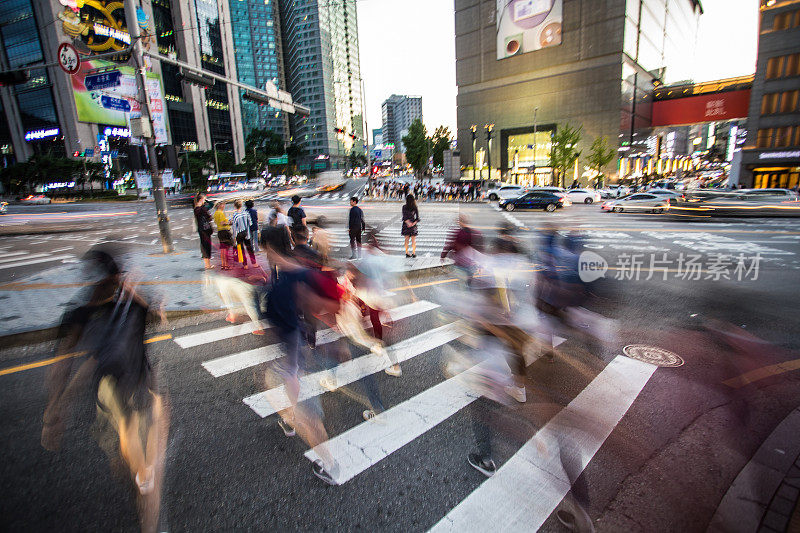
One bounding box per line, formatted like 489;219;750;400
322;224;459;255
0;247;78;271
259;192;353;201
168;293;660;528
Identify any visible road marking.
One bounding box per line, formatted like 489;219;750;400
305;363;477;484
174;320;272;349
143;334;173;344
201;301;441;377
431;356;657;531
243;323;462;418
722;357;800;388
0;251;28;260
50;246;74;253
0;351;87;377
0;254;75;270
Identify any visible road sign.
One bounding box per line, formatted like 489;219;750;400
84;148;94;157
268;155;288;165
57;43;80;75
101;150;111;156
85;70;121;91
110;149;119;158
100;94;131;112
374;150;381;158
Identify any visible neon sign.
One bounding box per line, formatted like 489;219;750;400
25;128;60;141
104;126;130;137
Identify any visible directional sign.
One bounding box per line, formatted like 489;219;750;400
100;94;131;112
85;70;121;91
268;155;288;165
57;43;80;75
101;150;111;156
110;150;119;158
83;148;94;157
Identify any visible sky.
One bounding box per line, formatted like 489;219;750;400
356;0;759;145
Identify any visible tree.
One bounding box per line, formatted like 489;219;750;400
430;125;452;168
550;123;583;187
587;136;615;187
402;119;429;178
348;150;367;169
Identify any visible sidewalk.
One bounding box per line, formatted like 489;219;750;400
0;248;453;340
709;406;800;533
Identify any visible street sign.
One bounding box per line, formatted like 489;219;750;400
268;155;288;165
85;70;121;91
84;148;94;157
57;43;80;75
110;149;119;158
101;150;111;156
100;94;131;112
374;150;381;158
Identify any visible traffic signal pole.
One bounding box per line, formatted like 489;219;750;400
123;0;173;253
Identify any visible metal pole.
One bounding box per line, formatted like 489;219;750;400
532;107;538;186
471;125;476;181
485;124;493;182
124;0;172;253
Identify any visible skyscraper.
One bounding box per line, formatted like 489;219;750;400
279;0;365;170
381;94;423;152
229;0;289;142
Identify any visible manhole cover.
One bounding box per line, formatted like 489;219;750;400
622;345;684;367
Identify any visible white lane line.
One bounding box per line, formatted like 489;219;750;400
0;251;28;260
201;301;440;377
50;246;74;253
0;254;75;270
243;322;462;418
305;364;477;484
431;356;657;532
502;211;524;228
175;320;272;349
0;252;52;264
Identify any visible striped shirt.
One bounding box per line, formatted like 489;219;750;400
231;210;251;237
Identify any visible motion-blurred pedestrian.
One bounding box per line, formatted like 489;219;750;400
214;202;233;270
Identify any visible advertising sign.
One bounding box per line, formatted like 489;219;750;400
496;0;562;60
161;169;174;188
651;90;751;127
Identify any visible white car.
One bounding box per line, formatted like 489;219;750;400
601;193;670;213
599;185;630;198
565;188;602;204
485;184;527;201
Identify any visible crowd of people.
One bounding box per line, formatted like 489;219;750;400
366;180;482;202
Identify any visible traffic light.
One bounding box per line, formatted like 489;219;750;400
178;67;215;89
242;90;270;106
126;145;147;170
0;69;29;86
155;145;179;169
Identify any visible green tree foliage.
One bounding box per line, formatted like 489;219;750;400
1;154;91;193
243;128;285;176
587;136;615;187
430;125;452;168
402;119;429;178
550;124;583;187
348;150;368;169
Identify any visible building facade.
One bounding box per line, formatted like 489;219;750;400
381;94;422;153
279;0;365;171
738;0;800;190
454;0;702;185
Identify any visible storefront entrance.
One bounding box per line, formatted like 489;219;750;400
752;167;800;189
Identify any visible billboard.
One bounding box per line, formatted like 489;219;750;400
496;0;562;60
651;90;751;127
71;58;170;145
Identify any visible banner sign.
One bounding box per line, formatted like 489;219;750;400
496;0;562;60
651;90;751;127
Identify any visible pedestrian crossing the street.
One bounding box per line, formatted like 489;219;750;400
169;293;659;527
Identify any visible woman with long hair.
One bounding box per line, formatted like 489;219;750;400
401;194;419;258
193;193;213;269
213;202;234;270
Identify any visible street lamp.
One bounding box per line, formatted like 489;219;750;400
485;124;494;181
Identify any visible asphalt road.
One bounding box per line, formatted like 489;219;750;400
2;191;800;531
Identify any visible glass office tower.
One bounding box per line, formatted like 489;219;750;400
195;0;233;147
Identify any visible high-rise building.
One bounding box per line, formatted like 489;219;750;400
737;0;800;189
381;94;422;152
279;0;365;170
229;0;289;142
455;0;702;185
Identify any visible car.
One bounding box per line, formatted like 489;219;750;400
599;185;631;198
647;188;686;201
485;184;527;201
565;188;602;204
19;194;51;204
601;193;670;213
738;188;799;199
500;191;568;212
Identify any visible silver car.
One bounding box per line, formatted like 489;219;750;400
601;193;670;213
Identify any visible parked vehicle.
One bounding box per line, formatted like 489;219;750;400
601;193;670;213
738;188;799;199
499;191;569;212
19;194;51;204
485;184;527;201
565;188;602;204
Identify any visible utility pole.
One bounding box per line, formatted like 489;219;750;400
471;125;477;181
485;124;494;182
123;0;172;252
532;107;538;186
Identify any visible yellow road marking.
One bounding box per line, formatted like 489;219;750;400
0;334;173;377
722;358;800;389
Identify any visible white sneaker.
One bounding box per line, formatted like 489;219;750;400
385;364;402;377
319;374;338;392
505;385;526;403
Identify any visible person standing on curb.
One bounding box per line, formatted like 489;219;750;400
287;195;307;242
402;194;419;258
245;199;259;253
348;196;365;260
194;193;213;270
231;199;258;269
